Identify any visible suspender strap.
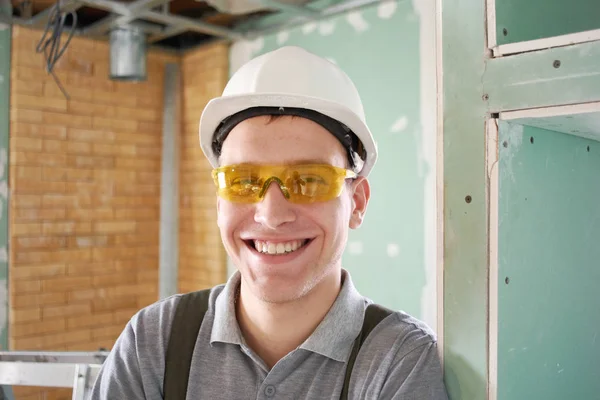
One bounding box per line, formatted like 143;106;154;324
163;289;211;400
164;290;392;400
340;303;394;400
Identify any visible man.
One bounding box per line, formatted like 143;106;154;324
90;46;448;399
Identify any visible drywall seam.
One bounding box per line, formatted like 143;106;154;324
500;100;600;120
493;28;600;57
434;0;445;361
412;0;438;333
486;0;497;50
486;118;499;400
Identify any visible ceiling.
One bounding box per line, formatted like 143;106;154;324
4;0;374;51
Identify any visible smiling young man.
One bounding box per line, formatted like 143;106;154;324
90;46;448;399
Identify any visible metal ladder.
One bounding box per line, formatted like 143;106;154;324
0;351;109;400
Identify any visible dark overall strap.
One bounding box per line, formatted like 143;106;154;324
163;289;212;400
340;303;394;400
164;292;391;400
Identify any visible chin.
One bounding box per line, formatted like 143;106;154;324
233;237;341;303
244;267;313;304
246;263;338;307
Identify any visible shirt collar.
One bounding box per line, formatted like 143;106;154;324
210;271;245;346
210;270;366;362
298;270;366;362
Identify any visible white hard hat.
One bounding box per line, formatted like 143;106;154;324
199;46;377;177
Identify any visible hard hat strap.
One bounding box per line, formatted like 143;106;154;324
211;106;366;173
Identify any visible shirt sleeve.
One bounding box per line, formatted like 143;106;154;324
89;296;179;400
379;341;449;400
89;321;150;400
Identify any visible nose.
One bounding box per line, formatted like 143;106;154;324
254;181;296;229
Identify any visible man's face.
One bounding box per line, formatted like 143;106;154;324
216;115;370;304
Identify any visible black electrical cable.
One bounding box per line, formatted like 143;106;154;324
35;0;78;100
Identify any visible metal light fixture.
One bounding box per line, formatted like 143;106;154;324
109;24;147;81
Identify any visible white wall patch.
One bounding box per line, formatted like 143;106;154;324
0;247;7;263
387;243;400;258
0;75;4;84
391;116;409;132
277;30;290;45
347;11;370;33
302;22;317;35
0;23;8;31
318;21;336;36
348;241;363;255
378;0;398;19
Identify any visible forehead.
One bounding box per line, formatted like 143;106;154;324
219;115;347;167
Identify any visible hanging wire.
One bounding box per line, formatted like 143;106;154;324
35;0;78;100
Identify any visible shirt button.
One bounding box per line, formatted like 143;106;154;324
264;385;276;397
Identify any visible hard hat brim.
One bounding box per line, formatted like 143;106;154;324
199;93;377;177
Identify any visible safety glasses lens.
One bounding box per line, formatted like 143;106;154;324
213;164;353;203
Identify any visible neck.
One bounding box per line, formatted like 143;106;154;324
236;269;342;370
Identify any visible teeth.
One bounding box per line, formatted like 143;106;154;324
253;239;307;255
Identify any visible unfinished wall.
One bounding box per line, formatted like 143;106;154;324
179;42;229;293
497;121;600;399
9;26;176;399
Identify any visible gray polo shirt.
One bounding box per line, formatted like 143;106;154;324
90;270;448;399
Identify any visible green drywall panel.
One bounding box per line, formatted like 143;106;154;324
495;0;600;45
441;0;489;397
497;121;600;399
510;112;600;143
232;1;428;319
0;3;10;351
484;40;600;113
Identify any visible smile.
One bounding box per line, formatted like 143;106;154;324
249;239;311;255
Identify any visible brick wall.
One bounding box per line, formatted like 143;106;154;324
9;26;178;399
179;43;229;293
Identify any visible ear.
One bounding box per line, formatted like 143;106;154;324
349;177;370;229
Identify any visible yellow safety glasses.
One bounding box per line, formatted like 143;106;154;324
212;164;357;204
